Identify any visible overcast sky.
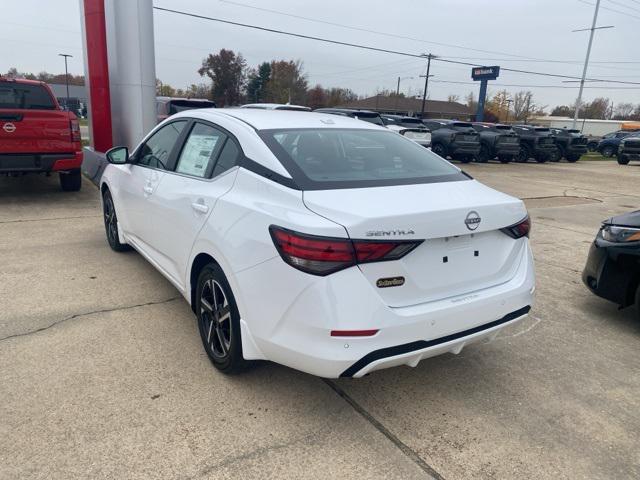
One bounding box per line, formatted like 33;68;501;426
3;0;640;109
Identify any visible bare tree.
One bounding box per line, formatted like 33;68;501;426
513;91;542;122
613;102;635;120
447;94;460;103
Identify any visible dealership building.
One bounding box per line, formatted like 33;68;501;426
340;95;474;120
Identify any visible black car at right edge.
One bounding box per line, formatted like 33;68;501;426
583;210;640;320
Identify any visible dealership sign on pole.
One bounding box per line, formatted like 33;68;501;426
472;66;500;122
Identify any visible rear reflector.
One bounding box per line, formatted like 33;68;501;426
270;226;422;276
70;119;81;142
331;329;379;337
501;216;531;239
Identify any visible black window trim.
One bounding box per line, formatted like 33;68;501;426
257;127;470;191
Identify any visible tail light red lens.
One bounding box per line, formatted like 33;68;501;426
501;216;531;239
331;329;379;337
70;119;81;142
270;226;422;276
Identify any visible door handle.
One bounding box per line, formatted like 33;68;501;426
143;186;154;194
191;202;209;214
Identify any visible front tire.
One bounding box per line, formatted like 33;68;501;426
476;145;490;163
517;145;530;163
617;154;630;165
601;146;615;158
196;263;248;374
103;190;131;252
432;143;447;158
60;169;82;192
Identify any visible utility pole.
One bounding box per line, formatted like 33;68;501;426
572;0;614;129
420;54;436;119
58;53;73;110
395;76;414;113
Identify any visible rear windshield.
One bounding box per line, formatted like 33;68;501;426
453;122;472;128
0;82;56;110
534;128;550;132
259;128;466;190
168;100;215;114
353;113;384;126
399;118;424;127
495;125;512;130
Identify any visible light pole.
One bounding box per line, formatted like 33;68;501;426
571;0;614;128
505;98;513;123
420;53;436;119
58;53;73;110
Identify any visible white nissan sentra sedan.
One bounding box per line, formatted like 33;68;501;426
101;109;535;378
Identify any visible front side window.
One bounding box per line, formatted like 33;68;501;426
175;123;224;178
260;128;465;190
138;120;187;169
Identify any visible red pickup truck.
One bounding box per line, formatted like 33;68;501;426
0;78;83;191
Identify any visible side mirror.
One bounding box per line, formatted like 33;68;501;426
106;146;129;165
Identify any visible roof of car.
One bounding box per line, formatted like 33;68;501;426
314;108;380;115
241;103;311;111
0;77;48;86
176;108;386;131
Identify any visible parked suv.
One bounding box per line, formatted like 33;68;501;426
471;123;520;163
548;128;588;162
381;115;431;147
597;130;639;158
0;78;83;191
511;125;558;163
422;119;481;163
617;133;640;165
157;97;216;123
314;108;385;126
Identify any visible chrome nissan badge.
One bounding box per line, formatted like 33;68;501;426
3;123;16;133
465;211;481;231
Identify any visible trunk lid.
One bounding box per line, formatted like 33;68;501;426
303;180;528;307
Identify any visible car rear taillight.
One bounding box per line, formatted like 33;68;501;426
269;226;422;276
70;119;81;142
501;216;531;239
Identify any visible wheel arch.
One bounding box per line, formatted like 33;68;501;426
190;252;218;313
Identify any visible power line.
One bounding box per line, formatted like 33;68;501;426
578;0;640;20
605;0;640;13
213;0;585;63
152;6;640;86
430;79;640;89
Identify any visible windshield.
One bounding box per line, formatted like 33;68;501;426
399;118;424;128
259;128;466;190
0;82;56;110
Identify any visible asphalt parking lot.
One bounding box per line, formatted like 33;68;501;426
2;161;640;479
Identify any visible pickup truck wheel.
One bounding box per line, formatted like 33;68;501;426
587;141;598;152
535;154;548;163
103;190;131;252
601;146;615;158
498;156;512;164
517;145;530;163
432;143;446;158
551;147;564;162
617;155;630;165
476;145;490;163
59;169;82;192
566;154;580;163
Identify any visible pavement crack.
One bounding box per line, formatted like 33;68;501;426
0;214;101;225
0;297;181;344
322;379;444;480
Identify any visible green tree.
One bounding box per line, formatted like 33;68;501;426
198;48;246;107
246;62;271;103
265;60;308;104
326;87;358;107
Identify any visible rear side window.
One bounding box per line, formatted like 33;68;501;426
354;114;384;126
260;128;465;190
212;139;240;177
175;123;224;178
0;82;56;110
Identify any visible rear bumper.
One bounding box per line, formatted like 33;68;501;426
450;142;481;156
235;239;535;378
0;152;83;173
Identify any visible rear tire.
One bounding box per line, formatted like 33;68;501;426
59;169;82;192
552;147;564;162
517;145;530;163
499;156;512;164
102;190;131;252
566;154;580;163
535;153;548;163
196;263;249;374
617;154;630;165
